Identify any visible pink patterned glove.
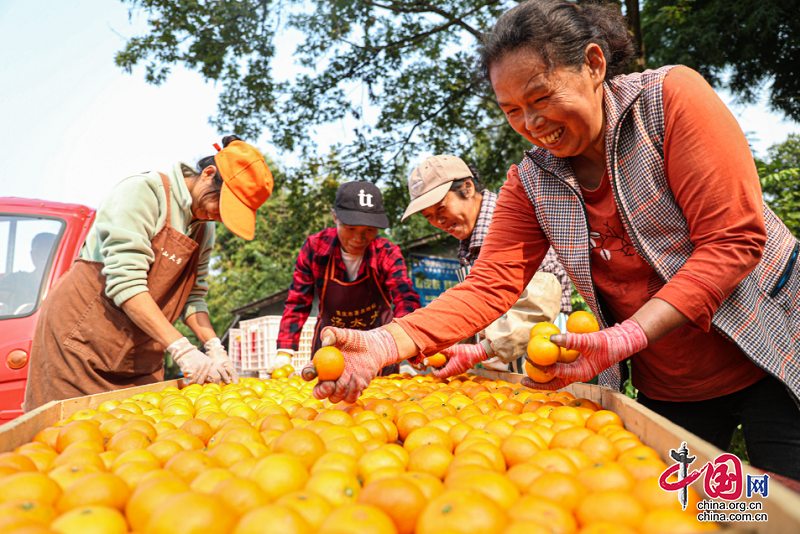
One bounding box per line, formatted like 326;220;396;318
520;375;576;391
431;344;489;378
304;327;399;404
545;318;648;382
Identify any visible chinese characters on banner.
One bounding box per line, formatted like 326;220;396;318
409;254;461;306
330;303;381;329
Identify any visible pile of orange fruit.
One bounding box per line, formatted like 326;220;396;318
525;311;600;383
0;371;719;534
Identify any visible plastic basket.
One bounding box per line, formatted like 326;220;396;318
228;329;242;375
239;316;317;372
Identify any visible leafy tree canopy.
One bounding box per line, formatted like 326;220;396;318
756;133;800;238
116;0;529;213
643;0;800;120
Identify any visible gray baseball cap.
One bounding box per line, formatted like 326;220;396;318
401;155;473;221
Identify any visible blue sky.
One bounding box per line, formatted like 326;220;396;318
1;0;797;208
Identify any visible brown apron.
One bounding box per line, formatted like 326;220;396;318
312;254;399;376
25;174;206;411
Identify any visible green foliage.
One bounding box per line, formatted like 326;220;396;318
204;156;341;334
115;0;530;224
756;133;800;239
643;0;800;121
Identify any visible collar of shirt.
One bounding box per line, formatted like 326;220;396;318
458;190;498;266
161;162;195;234
317;227;379;272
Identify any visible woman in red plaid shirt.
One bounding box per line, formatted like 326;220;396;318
273;181;421;375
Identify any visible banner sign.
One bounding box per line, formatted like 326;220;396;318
409;254;461;306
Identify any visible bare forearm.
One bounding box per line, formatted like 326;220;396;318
120;292;184;347
183;312;218;344
382;323;419;360
631;298;689;343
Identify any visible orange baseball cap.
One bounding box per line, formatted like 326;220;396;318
215;140;274;241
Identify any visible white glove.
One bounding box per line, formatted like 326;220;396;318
204;337;239;384
267;351;293;374
168;337;216;385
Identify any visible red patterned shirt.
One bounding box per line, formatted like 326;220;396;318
277;227;421;351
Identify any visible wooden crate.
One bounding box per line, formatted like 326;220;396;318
474;368;800;533
2;374;799;532
0;380;183;452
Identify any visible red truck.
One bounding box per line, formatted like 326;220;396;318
0;198;95;421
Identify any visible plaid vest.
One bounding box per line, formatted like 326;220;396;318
516;66;800;398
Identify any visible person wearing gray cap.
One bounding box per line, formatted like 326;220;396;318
402;154;572;375
272;181;421;375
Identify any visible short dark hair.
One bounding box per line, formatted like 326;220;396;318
449;164;485;200
480;0;636;82
191;135;242;201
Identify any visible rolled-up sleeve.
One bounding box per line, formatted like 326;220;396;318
95;177;160;306
395;166;552;354
654;67;767;330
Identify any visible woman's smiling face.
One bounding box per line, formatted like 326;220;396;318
490;45;607;160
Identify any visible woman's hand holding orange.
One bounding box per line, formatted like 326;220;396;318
302;327;400;404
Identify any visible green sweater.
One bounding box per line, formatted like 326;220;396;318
80;162;215;318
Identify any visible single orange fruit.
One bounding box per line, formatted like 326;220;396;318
426;353;448;368
526;335;560;366
250;454;309;501
55;472;130;513
189;467;235;494
164;450;219;483
576;490;646;529
585;410;624;433
312;347;346;381
508;494;577;533
180;419;215;445
146;491;238;534
403;427;453;453
566;311;600;334
317;504;397;534
106;428;152;453
357;477;427;534
499;436;542;468
416;489;507;534
407;445;454;480
558;346;581;363
0;453;37;473
305;470;361;507
400;471;445;500
530;322;561;338
49;505;128;534
524;361;556;383
147;439;187;466
578;434;618;463
271;429;326;469
445;469;520;510
275;491;333;530
0;500;57;526
550;427;595;450
504;463;545;492
527;472;588;511
55;421;104;453
0;472;62;505
618;456;668;481
577;461;636;492
212;477;271;516
233;504;312;534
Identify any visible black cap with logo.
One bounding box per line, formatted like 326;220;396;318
334;181;390;229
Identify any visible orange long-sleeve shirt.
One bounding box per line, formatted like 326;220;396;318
395;67;767;401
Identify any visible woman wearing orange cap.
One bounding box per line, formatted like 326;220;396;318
24;136;273;411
